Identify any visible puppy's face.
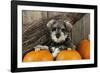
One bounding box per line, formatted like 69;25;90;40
47;19;72;43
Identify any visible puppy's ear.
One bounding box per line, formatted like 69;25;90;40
64;20;73;32
47;19;55;29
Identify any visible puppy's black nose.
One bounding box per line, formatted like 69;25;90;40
56;33;60;38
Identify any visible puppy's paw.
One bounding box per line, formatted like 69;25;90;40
72;45;76;50
34;45;49;51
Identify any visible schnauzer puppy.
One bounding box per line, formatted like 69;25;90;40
34;19;75;58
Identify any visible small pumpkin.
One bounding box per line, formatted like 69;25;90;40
78;39;90;59
23;50;53;62
56;50;81;60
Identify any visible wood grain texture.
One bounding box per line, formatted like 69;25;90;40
72;14;90;45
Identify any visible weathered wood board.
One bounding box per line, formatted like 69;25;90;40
72;14;90;45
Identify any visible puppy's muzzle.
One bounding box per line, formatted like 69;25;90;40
56;33;60;38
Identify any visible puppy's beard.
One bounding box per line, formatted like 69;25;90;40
51;32;67;43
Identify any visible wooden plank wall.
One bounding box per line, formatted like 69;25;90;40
22;10;89;51
72;14;90;45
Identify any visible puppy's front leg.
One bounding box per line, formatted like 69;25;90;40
34;45;49;51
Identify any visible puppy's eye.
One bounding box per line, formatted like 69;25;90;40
62;29;66;32
52;28;56;31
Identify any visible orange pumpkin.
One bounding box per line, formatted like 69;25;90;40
23;50;53;62
56;50;81;60
78;40;90;59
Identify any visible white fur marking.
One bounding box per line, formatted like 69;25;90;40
51;32;67;43
52;48;60;58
